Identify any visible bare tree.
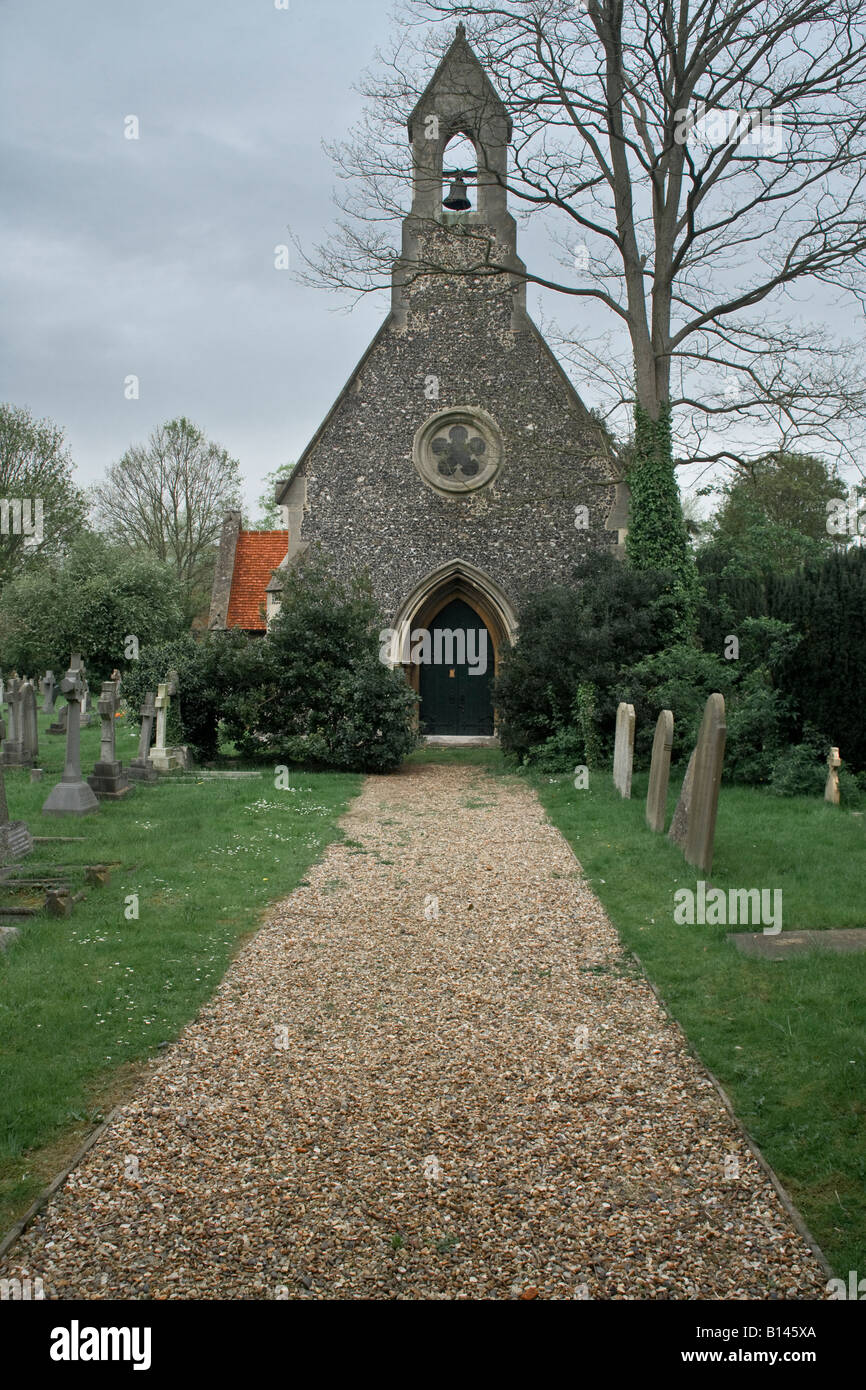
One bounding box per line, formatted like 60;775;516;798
91;417;242;621
303;1;866;487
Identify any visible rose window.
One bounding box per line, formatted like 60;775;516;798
431;425;487;480
413;407;502;494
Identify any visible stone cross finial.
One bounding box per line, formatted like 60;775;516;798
825;746;842;805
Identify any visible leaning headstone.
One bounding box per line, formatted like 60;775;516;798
41;655;99;816
47;702;69;736
825;747;841;805
683;693;727;874
646;710;674;833
87;681;132;801
41;670;57;715
127;691;159;782
1;676;27;767
149;683;183;773
0;715;34;862
20;680;39;767
668;749;695;848
612;701;635;798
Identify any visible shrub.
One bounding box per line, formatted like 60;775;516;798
494;555;677;759
220;552;418;773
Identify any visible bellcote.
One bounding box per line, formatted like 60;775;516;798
393;25;526;323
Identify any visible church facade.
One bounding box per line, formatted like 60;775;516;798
210;26;626;738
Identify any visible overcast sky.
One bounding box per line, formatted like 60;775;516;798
2;1;860;521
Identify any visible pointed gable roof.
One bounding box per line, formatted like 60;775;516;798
407;23;512;142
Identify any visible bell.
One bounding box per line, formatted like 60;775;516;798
443;175;471;211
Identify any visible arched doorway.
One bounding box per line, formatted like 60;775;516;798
388;560;518;739
418;597;494;736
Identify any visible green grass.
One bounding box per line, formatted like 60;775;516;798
0;709;359;1233
529;760;866;1277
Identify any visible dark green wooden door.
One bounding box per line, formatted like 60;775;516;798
419;598;494;736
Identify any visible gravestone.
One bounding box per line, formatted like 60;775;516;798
1;677;29;767
612;702;635;798
668;750;696;848
87;680;132;800
47;702;68;736
149;679;187;772
80;678;93;728
646;709;674;833
149;683;183;773
825;747;841;805
20;680;39;767
0;715;34;862
127;691;159;782
41;670;57;714
682;693;727;874
41;655;99;816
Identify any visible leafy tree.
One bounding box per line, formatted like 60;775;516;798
0;403;88;588
0;535;185;679
249;465;296;530
91;417;243;622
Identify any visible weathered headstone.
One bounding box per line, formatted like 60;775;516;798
149;680;186;772
668;749;696;848
20;680;39;767
87;680;132;800
149;683;181;772
1;676;28;767
41;670;57;714
612;701;635;798
682;693;727;874
80;678;93;728
825;747;841;805
646;709;674;833
41;655;99;816
127;691;159;782
0;715;34;862
47;702;69;736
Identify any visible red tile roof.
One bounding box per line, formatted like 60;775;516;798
225;530;288;631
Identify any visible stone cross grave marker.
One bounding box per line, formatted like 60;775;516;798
42;654;99;816
41;670;57;715
128;691;159;782
825;747;842;804
682;693;727;875
87;680;132;800
612;701;635;798
20;680;39;767
0;714;34;862
646;709;674;833
149;682;183;773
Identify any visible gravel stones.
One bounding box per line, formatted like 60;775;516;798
0;764;827;1300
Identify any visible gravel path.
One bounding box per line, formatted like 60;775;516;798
2;762;827;1300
